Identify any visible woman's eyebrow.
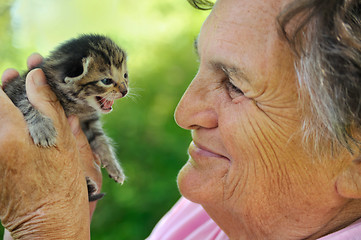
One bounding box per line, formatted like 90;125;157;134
193;36;249;83
213;62;251;83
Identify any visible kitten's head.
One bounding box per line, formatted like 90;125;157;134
46;34;128;114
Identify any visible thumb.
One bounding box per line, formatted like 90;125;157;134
25;69;67;129
26;69;57;107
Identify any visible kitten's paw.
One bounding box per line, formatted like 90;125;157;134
86;177;105;202
103;162;126;184
28;117;57;147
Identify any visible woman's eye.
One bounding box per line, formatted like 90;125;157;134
225;80;244;98
101;78;113;85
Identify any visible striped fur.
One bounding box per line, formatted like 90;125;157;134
4;34;128;200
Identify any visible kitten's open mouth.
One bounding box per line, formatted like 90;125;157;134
96;96;114;112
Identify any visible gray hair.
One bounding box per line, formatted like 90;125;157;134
278;0;361;155
188;0;361;155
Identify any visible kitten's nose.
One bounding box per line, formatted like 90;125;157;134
121;89;128;97
117;82;128;98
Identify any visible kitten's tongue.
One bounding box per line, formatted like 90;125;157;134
100;98;114;109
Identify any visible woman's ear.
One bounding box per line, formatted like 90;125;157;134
336;158;361;199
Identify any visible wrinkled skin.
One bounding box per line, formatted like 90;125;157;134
2;0;361;239
175;0;361;239
0;54;102;239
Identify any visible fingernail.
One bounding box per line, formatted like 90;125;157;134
68;115;80;135
31;69;47;86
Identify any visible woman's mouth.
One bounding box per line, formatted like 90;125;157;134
188;141;230;161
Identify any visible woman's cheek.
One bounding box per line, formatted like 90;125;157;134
219;103;293;195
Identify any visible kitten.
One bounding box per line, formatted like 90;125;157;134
3;34;128;201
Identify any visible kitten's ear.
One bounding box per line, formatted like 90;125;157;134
64;56;93;83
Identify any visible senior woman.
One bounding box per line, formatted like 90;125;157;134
1;0;361;239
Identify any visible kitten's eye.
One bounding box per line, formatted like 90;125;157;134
101;78;113;85
124;73;128;79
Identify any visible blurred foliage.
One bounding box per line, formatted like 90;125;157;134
0;0;209;239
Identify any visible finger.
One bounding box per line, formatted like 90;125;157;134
68;115;102;219
1;68;19;88
27;53;43;70
68;116;102;181
25;69;69;136
87;153;102;219
0;83;26;136
0;83;20;114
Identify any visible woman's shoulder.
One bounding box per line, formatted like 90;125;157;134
147;197;229;240
318;218;361;240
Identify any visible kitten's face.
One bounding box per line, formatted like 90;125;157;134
64;54;128;114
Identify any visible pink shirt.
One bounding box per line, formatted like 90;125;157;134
147;197;361;240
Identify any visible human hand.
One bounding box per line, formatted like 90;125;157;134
0;53;102;239
2;53;103;219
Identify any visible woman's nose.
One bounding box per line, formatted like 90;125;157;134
174;76;218;130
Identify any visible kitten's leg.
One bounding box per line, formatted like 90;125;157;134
3;75;57;147
86;177;105;202
18;98;57;147
81;115;125;184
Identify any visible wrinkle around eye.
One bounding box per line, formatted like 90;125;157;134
224;79;244;100
224;81;254;105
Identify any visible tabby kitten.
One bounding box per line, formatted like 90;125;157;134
3;34;128;201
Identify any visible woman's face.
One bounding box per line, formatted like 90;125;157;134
175;0;350;238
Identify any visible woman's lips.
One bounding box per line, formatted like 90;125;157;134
188;141;229;161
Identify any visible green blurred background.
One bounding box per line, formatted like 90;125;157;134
0;0;209;239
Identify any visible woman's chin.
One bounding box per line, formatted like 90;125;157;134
177;158;229;204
